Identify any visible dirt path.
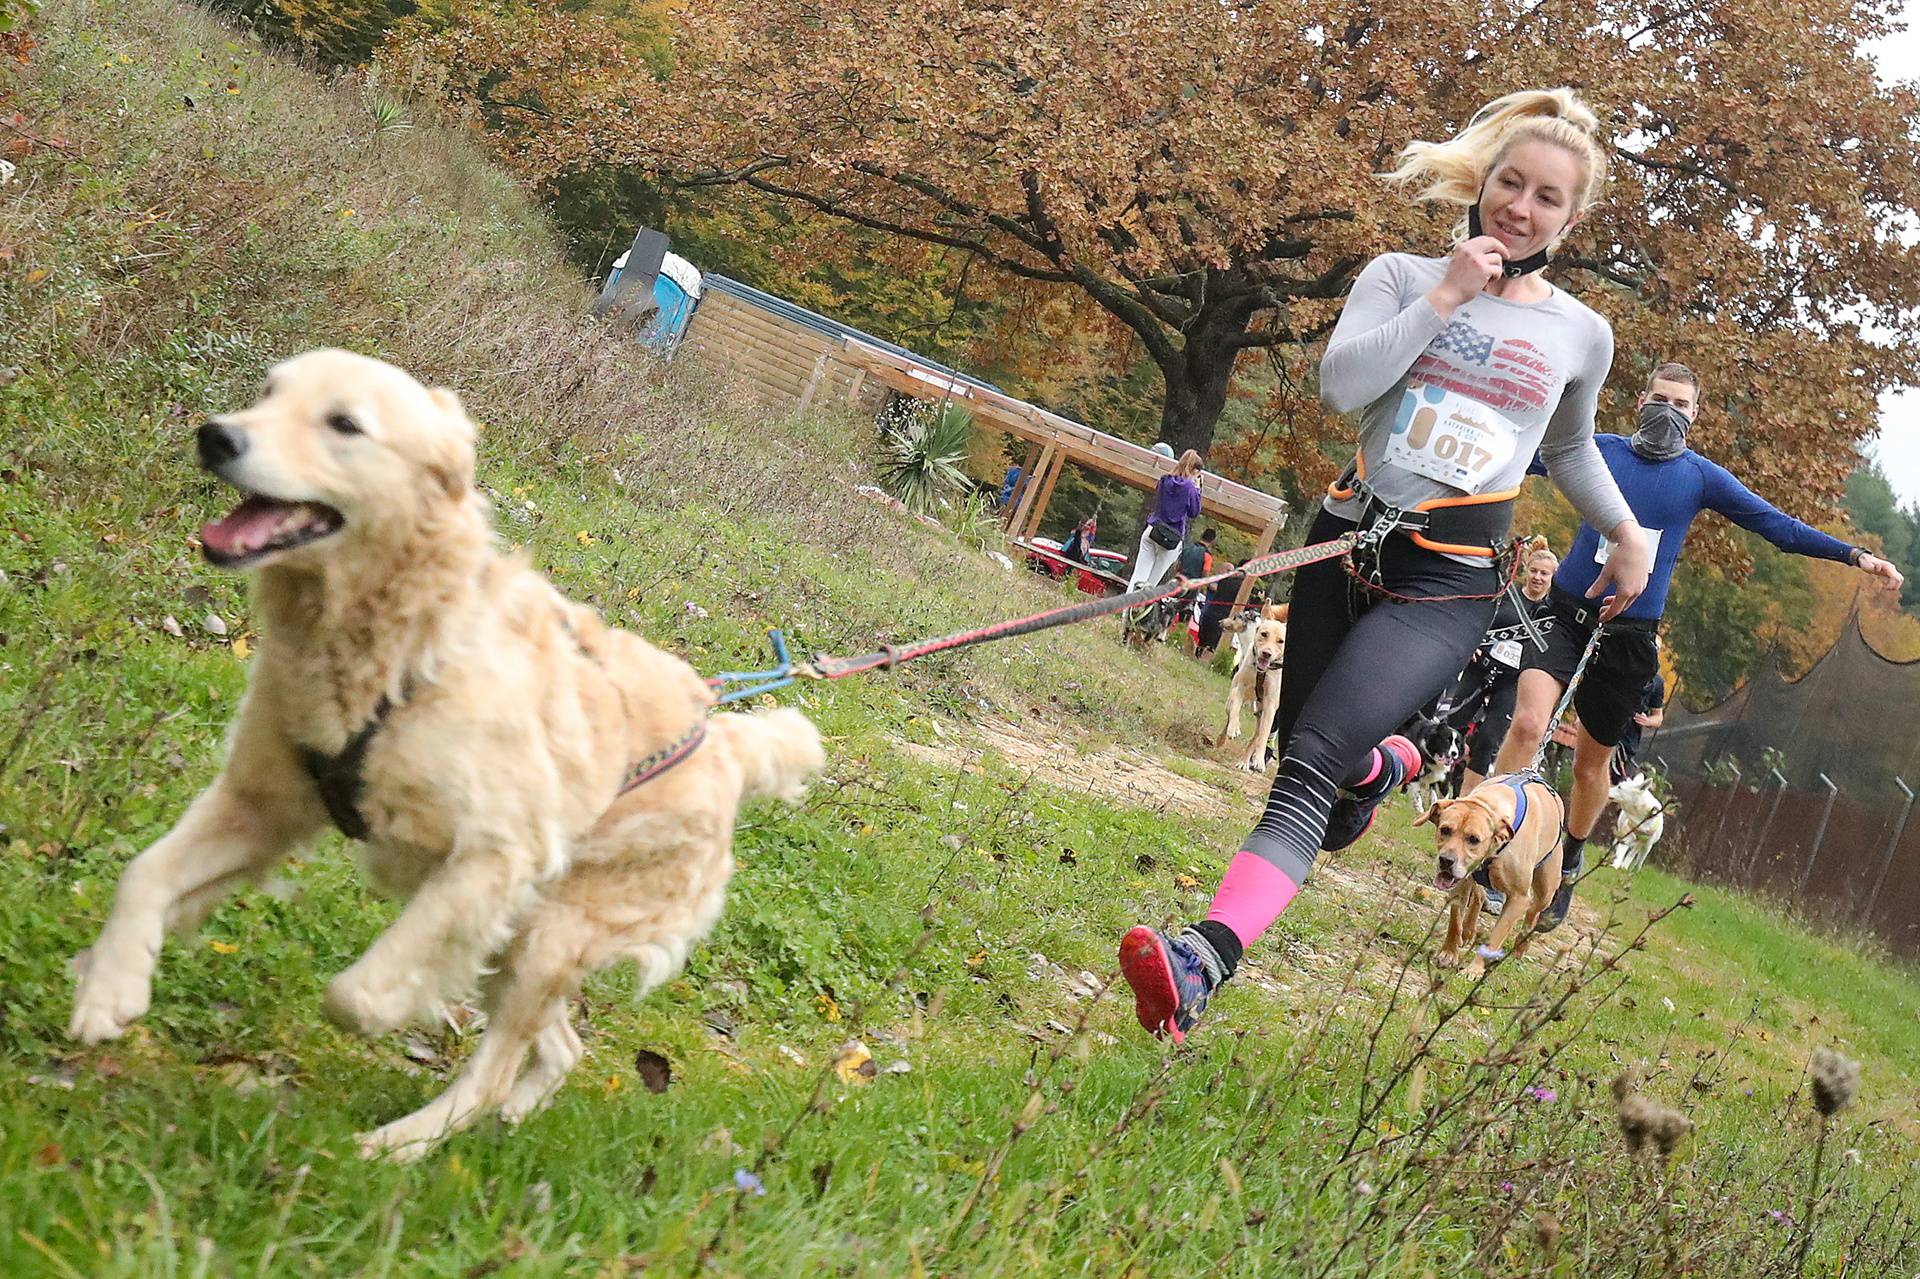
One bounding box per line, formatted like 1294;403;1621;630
893;713;1610;950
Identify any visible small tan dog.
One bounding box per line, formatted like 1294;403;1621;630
69;349;825;1160
1217;602;1287;771
1414;772;1565;979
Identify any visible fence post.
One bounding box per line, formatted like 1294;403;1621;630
1864;776;1915;923
1707;758;1742;872
1795;773;1840;899
1747;767;1790;881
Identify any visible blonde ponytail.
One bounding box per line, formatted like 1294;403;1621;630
1384;88;1609;219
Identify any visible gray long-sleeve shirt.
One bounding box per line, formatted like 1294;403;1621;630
1318;253;1633;558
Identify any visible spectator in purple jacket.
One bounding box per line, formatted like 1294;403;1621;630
1128;448;1205;589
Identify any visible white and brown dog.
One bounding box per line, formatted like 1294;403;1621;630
1416;772;1566;979
69;350;826;1160
1217;602;1287;771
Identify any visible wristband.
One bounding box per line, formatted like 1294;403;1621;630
1847;546;1866;567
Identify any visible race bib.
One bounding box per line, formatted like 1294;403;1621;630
1595;527;1662;566
1490;638;1523;668
1385;384;1520;493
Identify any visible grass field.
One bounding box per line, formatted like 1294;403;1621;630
4;2;1919;1274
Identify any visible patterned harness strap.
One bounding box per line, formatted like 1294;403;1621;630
617;719;708;795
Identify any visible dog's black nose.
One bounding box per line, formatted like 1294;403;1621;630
197;420;246;470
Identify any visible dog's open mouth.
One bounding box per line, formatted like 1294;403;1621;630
1256;654;1277;671
1434;860;1462;892
200;494;345;568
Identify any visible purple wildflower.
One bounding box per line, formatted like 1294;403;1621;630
734;1169;766;1196
1526;1086;1558;1103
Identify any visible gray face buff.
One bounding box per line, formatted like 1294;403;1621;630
1630;400;1692;461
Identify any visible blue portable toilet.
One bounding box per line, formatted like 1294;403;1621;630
603;248;703;352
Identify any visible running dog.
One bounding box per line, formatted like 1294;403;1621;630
1608;772;1665;870
1216;603;1287;771
69;349;825;1161
1415;773;1566;980
1404;717;1466;812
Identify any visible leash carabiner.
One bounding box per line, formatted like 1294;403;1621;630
708;630;798;705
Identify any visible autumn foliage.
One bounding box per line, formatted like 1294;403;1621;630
388;0;1920;553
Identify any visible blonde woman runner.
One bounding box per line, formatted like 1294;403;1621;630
1120;88;1652;1041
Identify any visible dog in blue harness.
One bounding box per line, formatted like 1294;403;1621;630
1414;771;1566;979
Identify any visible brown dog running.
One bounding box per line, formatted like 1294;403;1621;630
1414;772;1566;979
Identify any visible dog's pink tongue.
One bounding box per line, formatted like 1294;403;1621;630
201;495;295;556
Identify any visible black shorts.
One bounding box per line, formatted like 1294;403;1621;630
1522;589;1659;749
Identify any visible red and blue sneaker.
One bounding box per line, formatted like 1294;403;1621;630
1118;926;1215;1044
1320;735;1421;853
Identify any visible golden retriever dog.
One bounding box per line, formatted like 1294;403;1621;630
1216;602;1288;771
1414;773;1565;980
69;349;825;1161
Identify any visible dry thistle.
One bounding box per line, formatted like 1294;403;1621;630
1611;1067;1636;1104
1809;1046;1860;1118
1649;1105;1692;1157
1533;1211;1562;1258
1617;1088;1690;1157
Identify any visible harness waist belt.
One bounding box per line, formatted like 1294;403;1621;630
1330;461;1518;560
1548;584;1658;633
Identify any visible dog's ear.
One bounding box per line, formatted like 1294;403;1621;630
427;386;477;437
1413;802;1442;828
423;386;478;499
1492;820;1514;845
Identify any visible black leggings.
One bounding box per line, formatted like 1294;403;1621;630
1243;510;1499;885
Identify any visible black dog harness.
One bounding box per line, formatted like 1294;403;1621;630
298;698;707;842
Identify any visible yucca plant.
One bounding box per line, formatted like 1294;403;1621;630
369;97;414;138
876;400;972;515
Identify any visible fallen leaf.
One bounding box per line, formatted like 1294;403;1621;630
231;635;251;660
207;939;237;954
832;1040;875;1085
634;1049;673;1094
161;615;184;638
34;1143;62;1167
576;530;595;546
202;612;228;637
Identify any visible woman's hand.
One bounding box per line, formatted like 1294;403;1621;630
1425;236;1508;316
1588;521;1652;622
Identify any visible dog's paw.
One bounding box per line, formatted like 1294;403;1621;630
325;966;422;1037
69;953;151;1044
356;1120;441;1164
1224;724;1242;741
1461;959;1487;981
1433;949;1461;971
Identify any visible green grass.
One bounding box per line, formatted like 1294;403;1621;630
4;1;1919;1273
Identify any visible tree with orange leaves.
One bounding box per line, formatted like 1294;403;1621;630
389;0;1920;530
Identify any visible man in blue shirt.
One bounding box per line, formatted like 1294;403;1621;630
1493;361;1904;930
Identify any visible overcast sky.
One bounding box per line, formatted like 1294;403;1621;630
1867;10;1920;502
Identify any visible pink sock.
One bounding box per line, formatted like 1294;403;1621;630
1203;851;1301;947
1350;746;1384;789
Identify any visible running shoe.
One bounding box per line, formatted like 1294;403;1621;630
1118;926;1214;1044
1321;735;1422;853
1533;849;1583;933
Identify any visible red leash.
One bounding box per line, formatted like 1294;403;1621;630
796;533;1361;682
